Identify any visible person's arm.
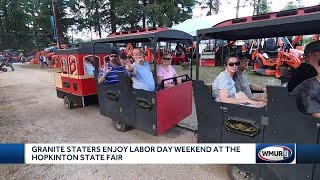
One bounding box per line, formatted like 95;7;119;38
219;89;257;105
98;68;111;84
98;73;106;84
157;75;175;88
311;113;320;118
250;83;266;92
175;73;182;84
123;59;136;75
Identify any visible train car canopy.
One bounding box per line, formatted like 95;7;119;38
93;27;194;44
197;5;320;41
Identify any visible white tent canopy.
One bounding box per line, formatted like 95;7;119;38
171;13;236;37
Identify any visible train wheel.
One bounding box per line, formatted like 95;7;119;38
63;96;73;109
253;58;263;71
112;120;129;132
228;165;259;180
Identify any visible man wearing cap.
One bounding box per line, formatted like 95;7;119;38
287;41;320;92
98;49;129;85
291;40;320;118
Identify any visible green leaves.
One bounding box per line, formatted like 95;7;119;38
0;0;196;51
282;0;304;11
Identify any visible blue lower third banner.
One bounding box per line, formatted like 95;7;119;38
0;144;320;164
296;144;320;164
0;144;24;163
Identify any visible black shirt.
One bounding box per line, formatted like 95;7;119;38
288;63;318;92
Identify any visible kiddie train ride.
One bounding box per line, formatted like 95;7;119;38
91;27;194;136
194;5;320;180
54;43;112;109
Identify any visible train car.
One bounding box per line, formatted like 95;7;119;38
194;5;320;180
92;27;194;136
54;43;112;109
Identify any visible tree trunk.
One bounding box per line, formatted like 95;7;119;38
257;0;261;15
143;0;146;28
208;0;213;15
94;0;101;38
110;0;117;33
215;0;219;14
236;0;240;18
52;0;63;49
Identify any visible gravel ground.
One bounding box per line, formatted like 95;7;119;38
0;63;230;180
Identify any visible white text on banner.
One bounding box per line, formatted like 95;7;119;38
25;144;256;164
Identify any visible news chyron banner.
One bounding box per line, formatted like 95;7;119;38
0;143;319;164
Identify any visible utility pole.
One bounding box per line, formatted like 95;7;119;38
236;0;241;18
52;0;63;49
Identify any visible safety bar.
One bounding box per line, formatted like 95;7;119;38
160;74;191;89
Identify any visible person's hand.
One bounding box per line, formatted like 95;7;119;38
177;77;182;84
262;87;267;92
104;67;111;74
165;82;175;88
123;59;134;71
247;100;265;108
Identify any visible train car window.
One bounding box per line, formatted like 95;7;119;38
68;55;77;75
83;55;99;75
61;58;67;74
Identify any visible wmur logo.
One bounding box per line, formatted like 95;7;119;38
256;144;295;164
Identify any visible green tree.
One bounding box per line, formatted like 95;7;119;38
282;0;304;11
0;0;73;51
197;0;220;15
256;0;271;14
0;0;32;51
244;0;271;15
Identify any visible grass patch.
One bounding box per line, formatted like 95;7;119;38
173;64;280;87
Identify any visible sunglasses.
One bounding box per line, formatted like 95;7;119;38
163;58;171;60
110;55;118;58
228;61;240;67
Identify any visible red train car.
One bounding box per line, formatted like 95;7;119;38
54;43;112;109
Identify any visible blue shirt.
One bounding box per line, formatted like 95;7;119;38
84;62;95;75
212;71;237;102
132;62;155;91
98;63;129;84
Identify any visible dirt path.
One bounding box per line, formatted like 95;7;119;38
0;64;230;180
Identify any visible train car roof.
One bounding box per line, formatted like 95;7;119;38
55;43;113;55
93;27;194;44
197;5;320;40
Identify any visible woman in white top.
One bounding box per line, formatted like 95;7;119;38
212;55;263;106
156;53;181;88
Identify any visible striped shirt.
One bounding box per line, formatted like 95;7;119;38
98;63;129;84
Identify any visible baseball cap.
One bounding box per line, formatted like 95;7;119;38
304;40;320;56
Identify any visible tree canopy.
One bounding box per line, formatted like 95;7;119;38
0;0;197;52
282;0;304;11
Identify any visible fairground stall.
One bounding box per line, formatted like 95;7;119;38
194;5;320;180
92;27;194;136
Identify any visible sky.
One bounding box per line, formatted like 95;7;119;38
69;0;320;41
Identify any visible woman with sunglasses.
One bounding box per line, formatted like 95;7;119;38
212;55;262;106
156;53;181;88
